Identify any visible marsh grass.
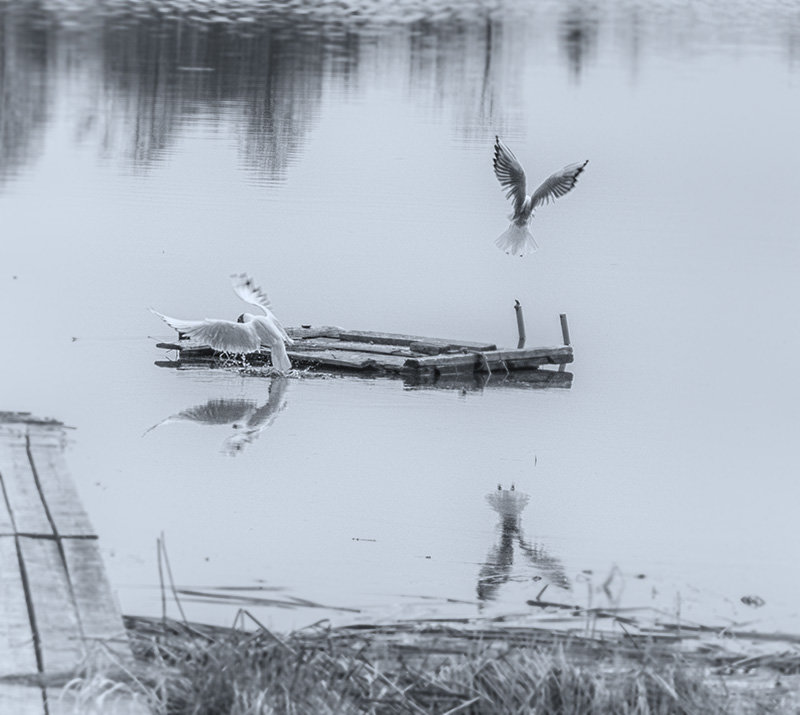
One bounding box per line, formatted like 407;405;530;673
61;546;799;713
60;613;793;715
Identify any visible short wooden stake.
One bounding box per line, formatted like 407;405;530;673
514;300;526;349
559;313;571;346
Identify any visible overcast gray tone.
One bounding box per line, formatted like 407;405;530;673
1;0;799;633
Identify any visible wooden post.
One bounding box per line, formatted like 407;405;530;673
559;313;571;346
514;300;526;349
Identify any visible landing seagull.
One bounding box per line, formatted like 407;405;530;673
150;273;293;373
493;136;588;256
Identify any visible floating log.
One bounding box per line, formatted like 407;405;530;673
155;323;573;387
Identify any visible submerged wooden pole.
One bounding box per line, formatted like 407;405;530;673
559;313;571;346
514;300;526;349
558;313;570;373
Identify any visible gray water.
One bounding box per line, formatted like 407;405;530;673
1;0;799;634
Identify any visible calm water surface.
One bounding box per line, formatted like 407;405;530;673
1;0;799;633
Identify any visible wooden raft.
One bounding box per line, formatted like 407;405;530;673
0;413;139;714
155;326;573;385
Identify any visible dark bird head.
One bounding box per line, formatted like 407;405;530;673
237;314;245;323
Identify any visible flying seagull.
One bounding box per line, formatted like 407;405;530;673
493;136;588;256
151;273;293;372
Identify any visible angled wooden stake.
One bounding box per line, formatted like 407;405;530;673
514;300;526;349
560;313;571;346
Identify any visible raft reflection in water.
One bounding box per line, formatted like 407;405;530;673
144;377;289;456
478;485;570;604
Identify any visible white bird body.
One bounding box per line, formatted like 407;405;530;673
151;273;293;373
493;136;588;256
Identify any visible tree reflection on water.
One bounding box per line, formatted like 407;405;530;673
0;0;514;183
5;0;796;187
0;4;51;185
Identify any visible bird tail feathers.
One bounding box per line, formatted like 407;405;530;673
495;224;538;256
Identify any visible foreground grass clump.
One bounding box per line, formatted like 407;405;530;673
90;616;797;715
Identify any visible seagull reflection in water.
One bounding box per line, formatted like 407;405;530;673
144;377;289;456
477;484;570;604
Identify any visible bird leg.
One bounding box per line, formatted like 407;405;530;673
479;352;493;377
219;351;241;368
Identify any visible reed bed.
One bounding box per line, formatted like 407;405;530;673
63;613;800;715
62;541;799;713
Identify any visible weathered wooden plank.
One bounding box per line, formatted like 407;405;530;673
287;349;409;371
404;369;574;390
166;343;572;376
61;539;131;662
0;414;61;427
488;347;573;364
176;344;217;356
26;429;94;538
165;333;493;358
334;329;496;351
0;684;45;715
289;339;417;357
17;537;84;675
286;326;341;340
0;536;38;678
404;346;573;372
0;428;52;536
0;472;13;534
407;341;451;355
0;413;138;706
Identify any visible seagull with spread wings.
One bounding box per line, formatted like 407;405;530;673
151;273;293;372
493;136;588;256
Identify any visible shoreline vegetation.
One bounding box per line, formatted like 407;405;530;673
62;609;799;714
59;537;800;713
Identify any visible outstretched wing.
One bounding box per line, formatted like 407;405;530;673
150;309;260;353
143;399;257;436
231;273;273;315
230;272;292;343
530;160;588;209
493;137;527;213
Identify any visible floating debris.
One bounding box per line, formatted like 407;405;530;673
156;325;574;387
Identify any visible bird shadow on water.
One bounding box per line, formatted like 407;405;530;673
143;376;289;456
